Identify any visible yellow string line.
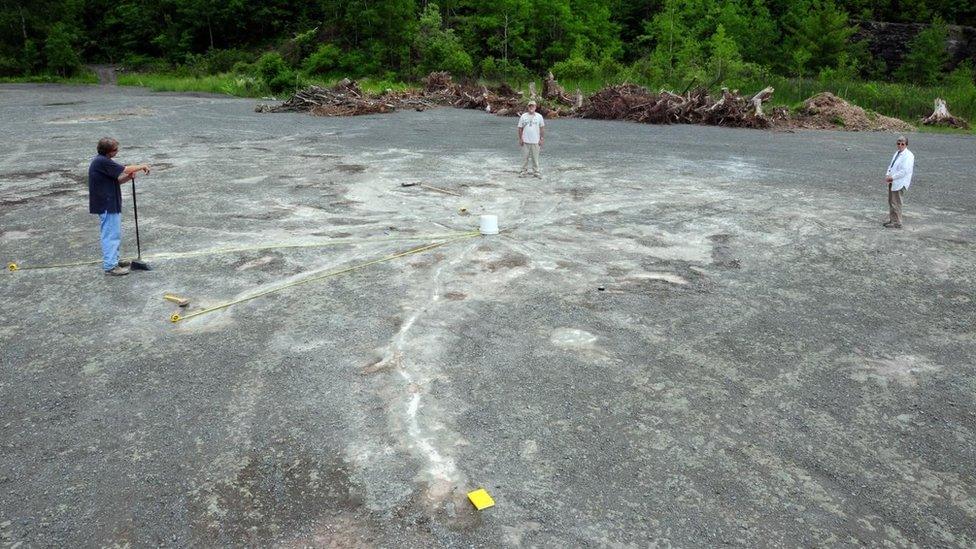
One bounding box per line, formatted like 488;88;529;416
171;233;479;323
7;231;478;272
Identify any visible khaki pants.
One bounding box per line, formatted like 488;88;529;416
520;143;541;174
888;184;904;224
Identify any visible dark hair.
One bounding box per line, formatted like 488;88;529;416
97;137;119;155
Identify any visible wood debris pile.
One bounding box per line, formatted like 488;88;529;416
578;84;774;128
258;71;929;133
256;79;400;116
419;71;528;115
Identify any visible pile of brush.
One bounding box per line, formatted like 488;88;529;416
260;72;777;128
578;84;774;128
256;79;399;116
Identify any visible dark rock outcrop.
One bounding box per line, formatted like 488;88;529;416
854;20;976;74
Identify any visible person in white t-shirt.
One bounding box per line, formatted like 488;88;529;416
517;100;545;178
883;135;915;229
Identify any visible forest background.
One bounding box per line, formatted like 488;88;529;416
1;0;974;126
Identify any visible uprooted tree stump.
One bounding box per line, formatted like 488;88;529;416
543;71;575;105
921;98;970;129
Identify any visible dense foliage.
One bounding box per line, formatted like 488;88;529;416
1;0;974;93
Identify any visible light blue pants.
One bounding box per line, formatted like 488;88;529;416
98;212;122;271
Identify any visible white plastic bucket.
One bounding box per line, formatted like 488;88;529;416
479;214;499;235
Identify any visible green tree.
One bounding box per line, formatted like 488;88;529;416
638;0;709;83
715;0;779;66
894;17;950;85
414;2;474;75
707;23;743;83
44;22;81;76
454;0;535;77
780;0;856;75
23;39;41;74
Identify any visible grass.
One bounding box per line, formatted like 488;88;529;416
116;71;418;98
0;70;98;85
116;72;267;97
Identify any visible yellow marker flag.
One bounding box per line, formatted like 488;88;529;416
467;488;495;510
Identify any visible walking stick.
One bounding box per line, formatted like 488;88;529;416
129;174;151;271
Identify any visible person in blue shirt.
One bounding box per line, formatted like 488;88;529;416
88;137;150;276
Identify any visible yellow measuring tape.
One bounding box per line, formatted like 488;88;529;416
6;231;476;272
170;232;479;323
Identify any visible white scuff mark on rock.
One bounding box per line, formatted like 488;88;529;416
628;272;689;285
854;355;943;387
231;175;268;185
374;241;477;498
550;327;598;349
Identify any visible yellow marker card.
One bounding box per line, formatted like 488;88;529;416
467;488;495;510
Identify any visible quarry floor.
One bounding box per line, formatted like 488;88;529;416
1;83;975;547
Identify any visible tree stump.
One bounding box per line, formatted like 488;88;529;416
921;98;969;129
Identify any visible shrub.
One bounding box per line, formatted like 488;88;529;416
256;52;295;93
0;55;20;77
945;61;975;90
480;57;531;81
551;54;599;81
205;49;253;74
597;55;622;79
335;50;379;77
817;52;859;82
622;56;667;86
120;53;170;73
302;43;342;75
231;60;254;75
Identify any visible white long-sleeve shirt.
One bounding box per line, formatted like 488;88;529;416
886;148;915;191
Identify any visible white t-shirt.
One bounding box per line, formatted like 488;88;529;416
518;112;545;144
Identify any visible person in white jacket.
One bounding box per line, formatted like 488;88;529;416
884;135;914;228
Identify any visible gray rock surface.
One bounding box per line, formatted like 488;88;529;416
1;83;975;547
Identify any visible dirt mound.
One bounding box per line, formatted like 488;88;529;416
791;92;914;132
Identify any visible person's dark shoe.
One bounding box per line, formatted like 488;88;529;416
883;223;902;229
105;265;130;276
117;259;131;267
